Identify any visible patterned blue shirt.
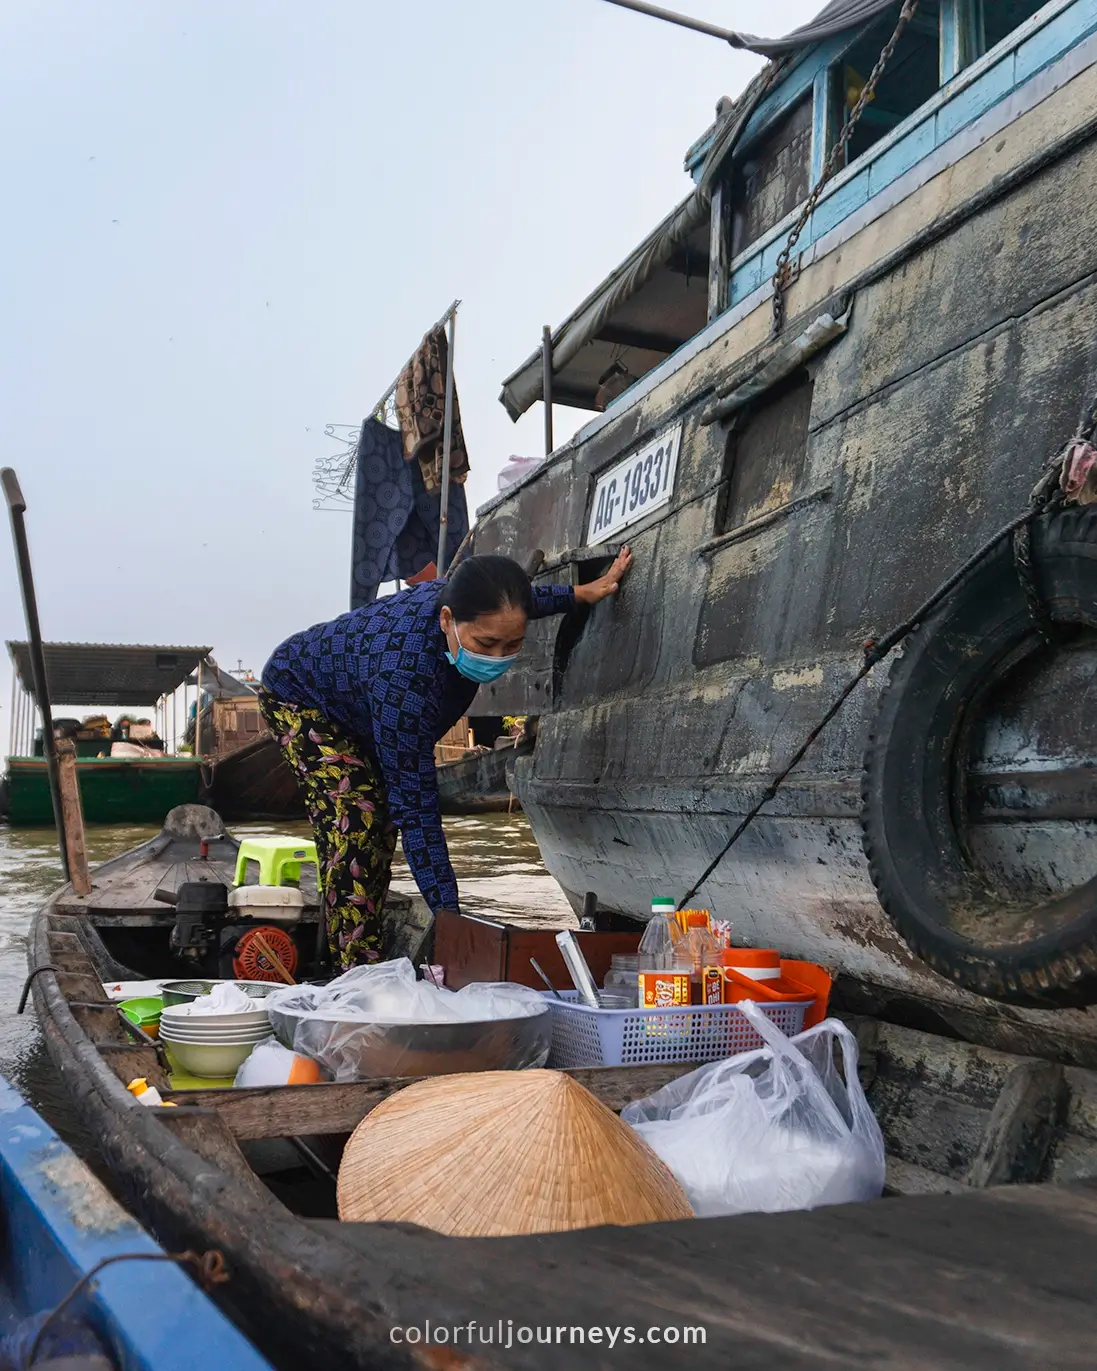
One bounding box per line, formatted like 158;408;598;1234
262;579;575;912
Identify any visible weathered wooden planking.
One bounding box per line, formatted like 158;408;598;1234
164;1062;695;1139
98;1044;170;1090
156;1107;280;1204
966;1059;1067;1188
319;1183;1097;1369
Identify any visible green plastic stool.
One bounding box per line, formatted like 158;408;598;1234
233;837;319;888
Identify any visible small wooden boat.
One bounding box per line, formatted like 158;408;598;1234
206;727;529;821
25;806;1097;1369
0;1066;271;1370
436;737;529;814
204;734;304;822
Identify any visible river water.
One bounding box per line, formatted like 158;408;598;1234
0;814;571;1156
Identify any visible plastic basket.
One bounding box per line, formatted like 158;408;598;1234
546;991;810;1069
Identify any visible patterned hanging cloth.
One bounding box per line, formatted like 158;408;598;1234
349;417;469;609
394;324;470;493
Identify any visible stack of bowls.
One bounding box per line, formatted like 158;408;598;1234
158;1002;273;1078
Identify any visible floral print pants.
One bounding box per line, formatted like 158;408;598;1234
259;691;396;970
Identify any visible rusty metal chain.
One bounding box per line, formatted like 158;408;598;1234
771;0;921;332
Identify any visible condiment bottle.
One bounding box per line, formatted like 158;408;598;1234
126;1078;176;1108
638;897;689;1007
682;912;718;1005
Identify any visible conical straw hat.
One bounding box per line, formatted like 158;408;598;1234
336;1070;692;1236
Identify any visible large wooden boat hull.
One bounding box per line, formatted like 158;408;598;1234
471;19;1097;1041
3;755;201;825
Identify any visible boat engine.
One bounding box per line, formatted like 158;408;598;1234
156;880;230;968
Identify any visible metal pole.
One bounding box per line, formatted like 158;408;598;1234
598;0;746;45
8;670;16;757
1;469;69;877
542;325;554;457
436;307;458;576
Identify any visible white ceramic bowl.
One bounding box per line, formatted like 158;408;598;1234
159;1014;271;1031
160;1008;271;1030
160;1025;273;1044
162;1037;268;1078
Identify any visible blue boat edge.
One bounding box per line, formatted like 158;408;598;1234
0;1073;270;1371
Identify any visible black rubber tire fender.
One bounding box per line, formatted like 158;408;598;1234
861;505;1097;1006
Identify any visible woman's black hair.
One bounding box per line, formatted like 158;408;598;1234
440;554;533;621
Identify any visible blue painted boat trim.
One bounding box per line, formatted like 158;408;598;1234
727;0;1097;308
0;1076;270;1371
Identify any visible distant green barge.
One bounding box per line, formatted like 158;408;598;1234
3;641;209;826
4;754;202;825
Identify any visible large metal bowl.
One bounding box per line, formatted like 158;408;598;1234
267;1004;552;1078
161;979;279;1008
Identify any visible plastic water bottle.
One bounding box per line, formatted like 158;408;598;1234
639;897;683;969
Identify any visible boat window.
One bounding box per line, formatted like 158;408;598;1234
835;2;941;167
981;0;1047;55
715;368;814;535
730;94;813;259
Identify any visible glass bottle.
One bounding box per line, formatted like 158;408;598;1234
602;953;640;1008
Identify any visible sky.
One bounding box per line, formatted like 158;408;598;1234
0;0;822;729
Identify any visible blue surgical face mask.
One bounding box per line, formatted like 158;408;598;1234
445;624;519;684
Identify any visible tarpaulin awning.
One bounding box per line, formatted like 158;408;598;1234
499;0;900;421
7;642;211;707
728;0;904;55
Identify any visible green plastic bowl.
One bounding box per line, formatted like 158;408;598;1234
120;996;163;1036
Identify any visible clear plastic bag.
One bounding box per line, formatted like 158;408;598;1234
264;959;552;1081
621;1002;885;1217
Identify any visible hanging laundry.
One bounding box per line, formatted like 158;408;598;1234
392;444;468;582
349;418;469;609
394;325;470;493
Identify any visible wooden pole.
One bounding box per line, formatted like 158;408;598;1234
195;659;204;758
1;468;69;878
55;739;91;895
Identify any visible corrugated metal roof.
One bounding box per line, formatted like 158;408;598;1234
6;642;211;707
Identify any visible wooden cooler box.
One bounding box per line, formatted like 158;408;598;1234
433;910;640;994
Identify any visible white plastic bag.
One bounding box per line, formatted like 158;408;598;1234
264;958;546;1025
233;1040;298;1087
621;1003;885;1217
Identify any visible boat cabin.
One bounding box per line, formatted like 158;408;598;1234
499;0;1067;426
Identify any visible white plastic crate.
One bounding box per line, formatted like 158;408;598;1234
546;991;810;1068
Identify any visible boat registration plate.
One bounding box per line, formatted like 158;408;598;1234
586;423;682;545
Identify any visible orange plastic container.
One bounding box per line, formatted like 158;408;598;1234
779;959;833;1028
717;958;832;1028
723;948;781;981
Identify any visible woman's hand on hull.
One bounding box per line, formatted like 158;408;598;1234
574;545;633;605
